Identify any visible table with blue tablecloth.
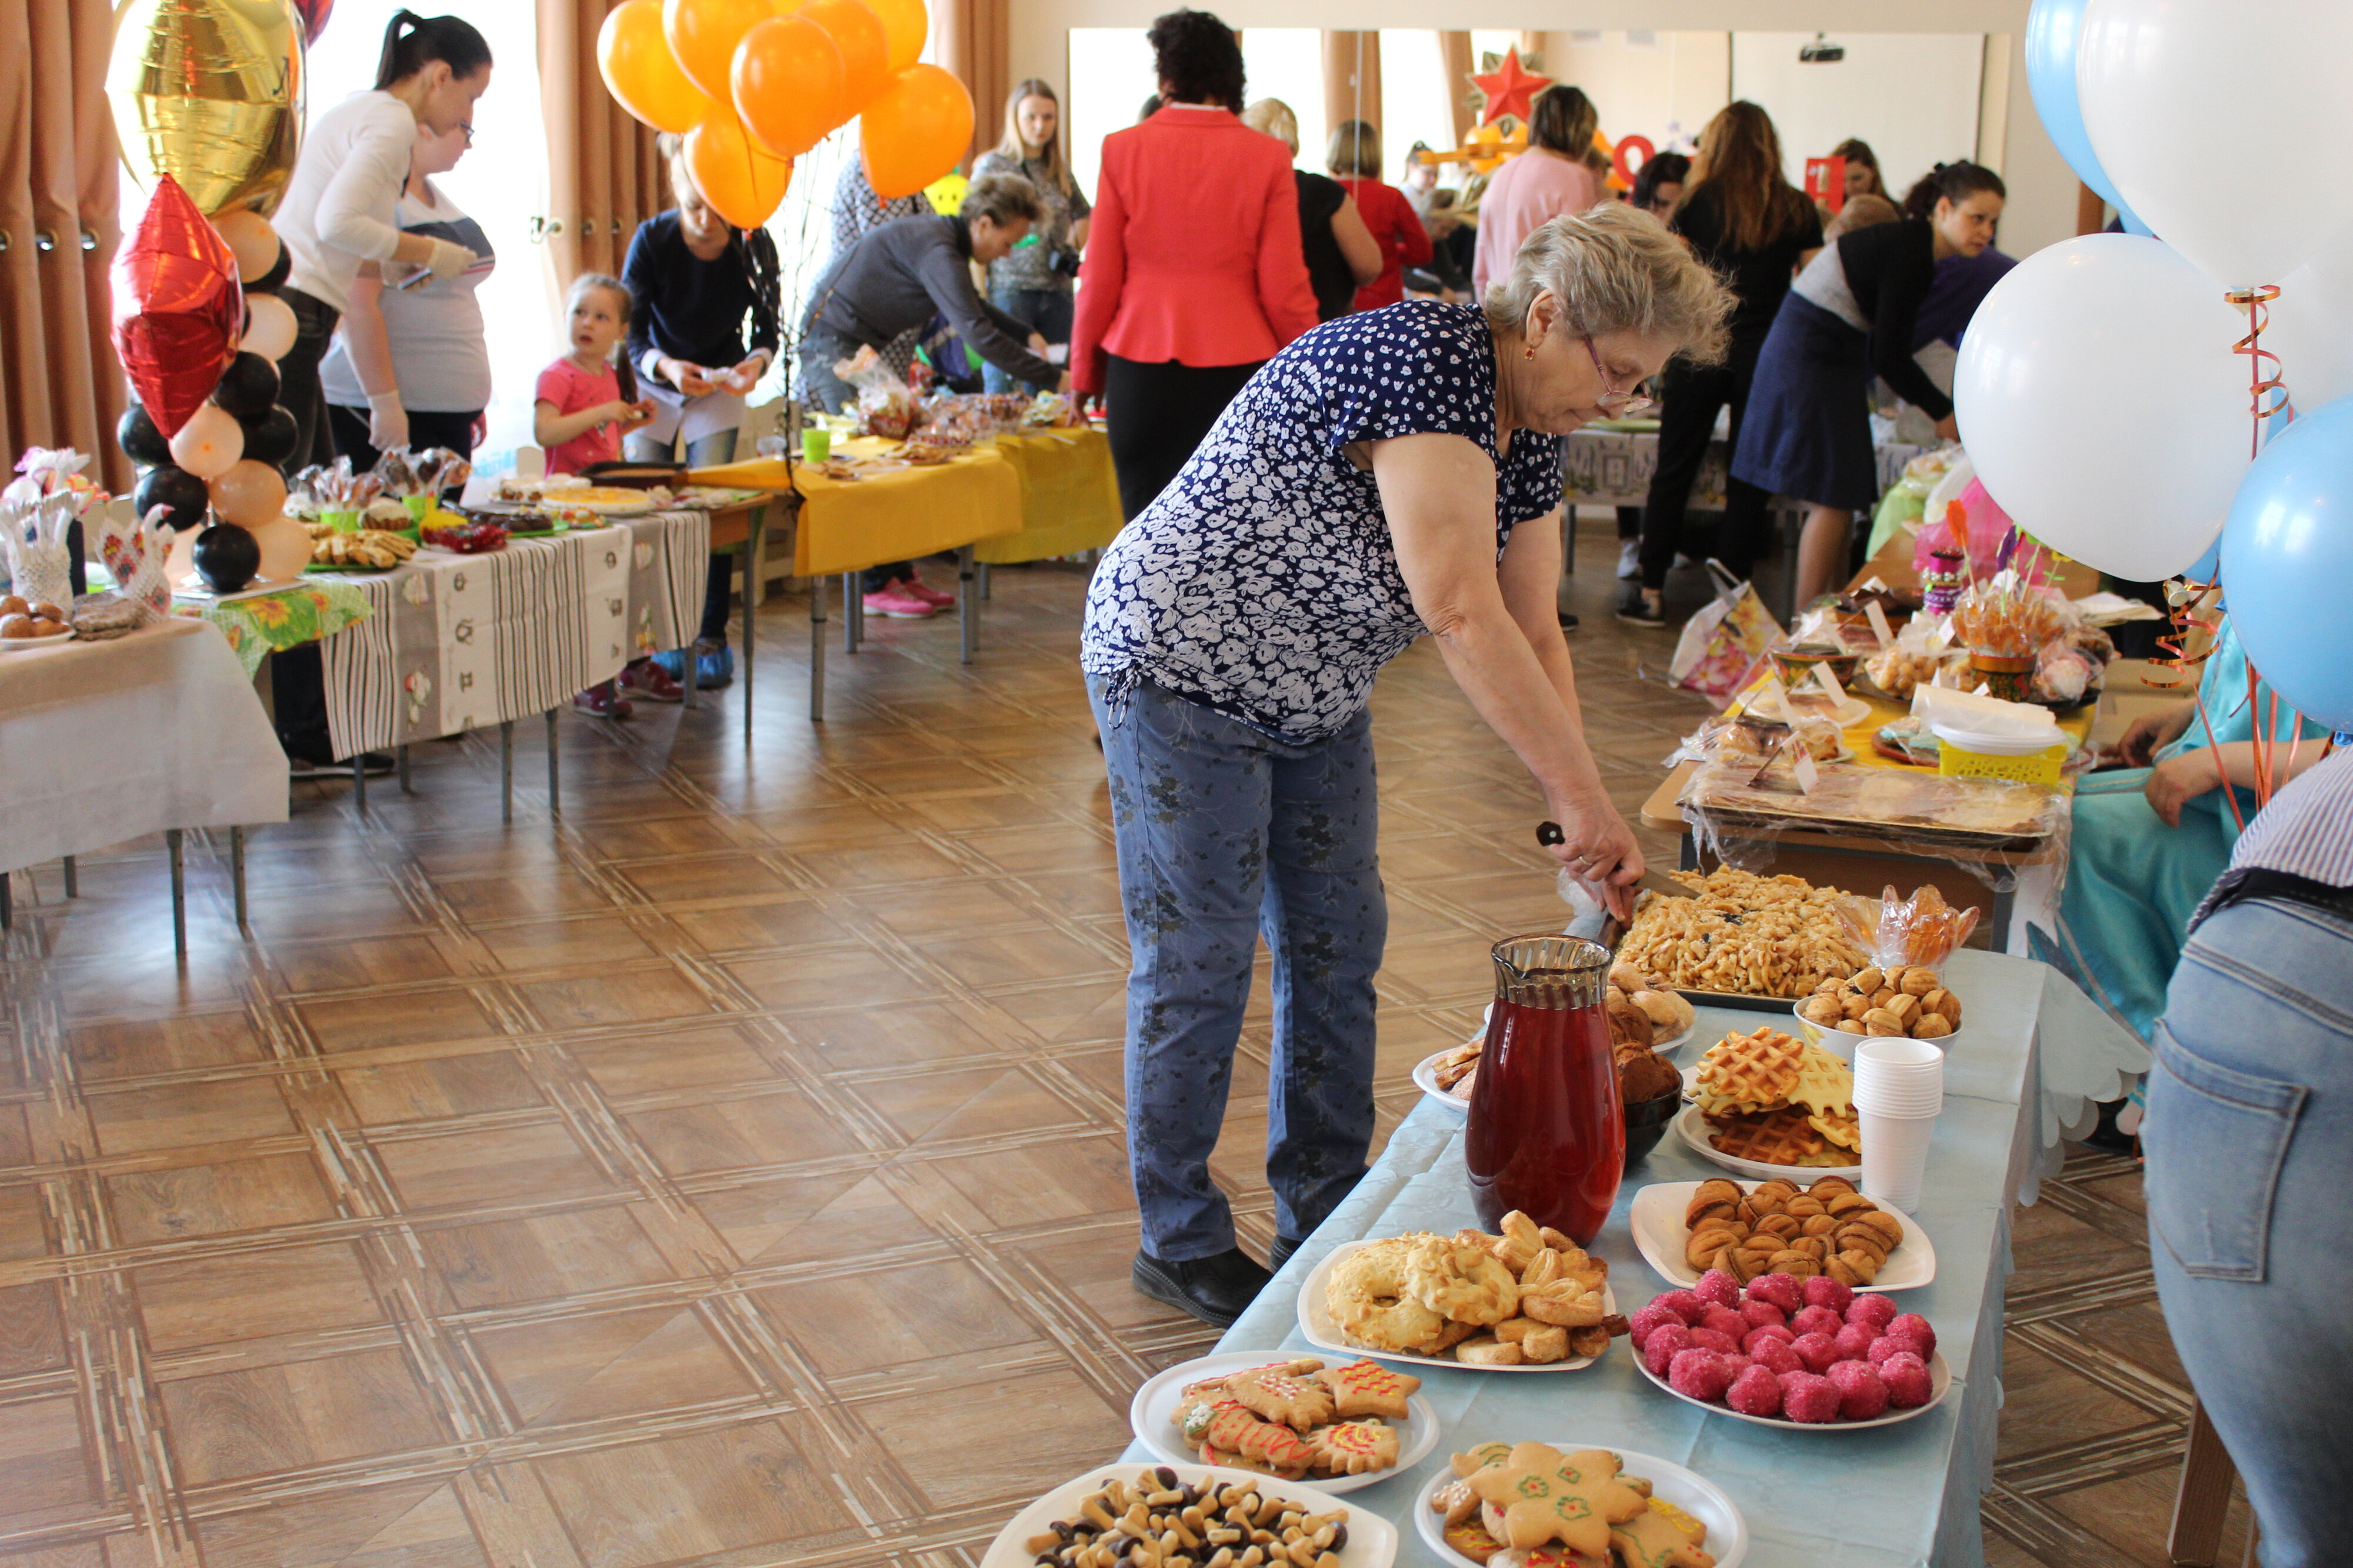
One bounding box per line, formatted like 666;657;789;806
1116;949;2148;1567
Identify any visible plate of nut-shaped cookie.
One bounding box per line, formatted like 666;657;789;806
1631;1179;1936;1292
1129;1351;1441;1494
977;1462;1397;1567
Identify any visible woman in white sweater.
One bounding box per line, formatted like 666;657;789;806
274;11;492;473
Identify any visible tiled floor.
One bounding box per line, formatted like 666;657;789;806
0;530;2239;1567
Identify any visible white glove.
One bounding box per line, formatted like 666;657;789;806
366;390;409;452
422;238;476;281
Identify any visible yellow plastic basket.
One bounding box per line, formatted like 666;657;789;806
1939;739;2065;785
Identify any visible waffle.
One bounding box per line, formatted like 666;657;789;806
1706;1105;1844;1167
1694;1027;1806;1113
1788;1042;1855;1116
1808;1106;1862;1152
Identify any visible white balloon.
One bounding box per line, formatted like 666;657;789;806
241;293;298;362
2265;227;2353;414
1954;233;2250;579
167;404;245;482
2078;0;2353;287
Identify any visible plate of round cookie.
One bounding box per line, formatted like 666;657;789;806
976;1462;1398;1567
1630;1179;1936;1292
1297;1226;1622;1373
1412;1440;1747;1568
1128;1351;1440;1494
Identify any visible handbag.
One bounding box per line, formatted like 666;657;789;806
1669;559;1784;700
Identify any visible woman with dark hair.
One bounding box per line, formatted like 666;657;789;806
1734;161;2005;606
972;79;1091;394
1241;99;1379;323
1072;9;1318;519
1832;137;1885;203
1630;151;1691;219
1470;85;1602;296
1619;102;1822;623
1328;120;1430;311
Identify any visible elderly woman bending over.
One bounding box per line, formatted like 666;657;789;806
1081;206;1734;1326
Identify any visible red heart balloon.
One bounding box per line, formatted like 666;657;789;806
294;0;331;45
111;175;244;439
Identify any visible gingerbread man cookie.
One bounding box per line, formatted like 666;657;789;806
1465;1443;1648;1556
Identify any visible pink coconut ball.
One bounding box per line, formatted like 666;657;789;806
1668;1349;1735;1402
1749;1337;1805;1376
1884;1313;1937;1357
1698;1304;1748;1340
1718;1353;1753;1382
1654;1289;1708;1326
1790;1331;1842;1374
1742;1323;1795;1353
1738;1297;1788;1331
1832;1322;1879;1363
1846;1293;1899;1333
1865;1335;1909;1367
1628;1302;1684;1350
1827;1360;1890;1420
1727;1363;1784;1418
1746;1273;1804;1315
1644;1322;1694;1378
1791;1304;1844;1339
1777;1369;1842;1423
1801;1275;1855;1314
1687;1327;1742;1356
1878;1350;1935;1408
1693;1269;1742;1310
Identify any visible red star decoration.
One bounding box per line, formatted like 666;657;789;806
1472;46;1552;128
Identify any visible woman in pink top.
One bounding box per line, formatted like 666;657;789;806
1471;86;1603;298
1072;9;1318;519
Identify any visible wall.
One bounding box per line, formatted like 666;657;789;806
1528;31;1732;158
1729;32;1984;197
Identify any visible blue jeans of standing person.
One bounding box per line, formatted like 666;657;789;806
2144;896;2353;1567
1088;675;1385;1262
984;286;1072;394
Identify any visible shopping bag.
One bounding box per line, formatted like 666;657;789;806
1669;559;1784;700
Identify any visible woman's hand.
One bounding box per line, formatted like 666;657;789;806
2115;701;2195;768
1544;782;1645;920
2144;749;2224;828
659;357;716;396
1934;413;1961;442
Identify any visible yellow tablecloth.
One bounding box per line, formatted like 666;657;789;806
689;441;1023;577
975;426;1125;565
1727;675;2096;780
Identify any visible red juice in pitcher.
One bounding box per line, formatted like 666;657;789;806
1464;936;1624;1245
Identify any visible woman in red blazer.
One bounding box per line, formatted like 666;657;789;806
1072;9;1318;519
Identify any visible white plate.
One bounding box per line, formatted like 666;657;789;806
977;1462;1398;1567
1413;1018;1698;1117
1412;1444;1748;1568
1627;1180;1937;1291
0;632;75;650
1740;688;1874;729
1632;1342;1952;1431
1298;1239;1615;1372
1126;1351;1440;1494
1672;1103;1862;1182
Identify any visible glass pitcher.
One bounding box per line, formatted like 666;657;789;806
1464;933;1624;1245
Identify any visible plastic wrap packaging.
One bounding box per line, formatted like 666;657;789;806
1667;712;1845;768
1836;883;1979;972
834;345;917;439
1862;614;1968;702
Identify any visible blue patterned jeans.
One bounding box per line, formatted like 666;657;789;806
1088;675;1385;1262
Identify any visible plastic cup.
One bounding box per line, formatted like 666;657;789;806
1858;1107;1938;1212
401;493;432;525
319;508;361;534
802;425;832;464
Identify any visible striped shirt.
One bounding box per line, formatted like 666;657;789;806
2228;742;2353;887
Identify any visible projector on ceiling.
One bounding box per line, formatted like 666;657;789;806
1799;34;1846;62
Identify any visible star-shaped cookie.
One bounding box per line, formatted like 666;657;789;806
1465;1443;1648;1556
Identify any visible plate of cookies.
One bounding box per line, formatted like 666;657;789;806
1299;1213;1627;1371
1415;1439;1745;1568
1129;1352;1439;1494
1674;1027;1862;1180
977;1462;1397;1568
1791;962;1965;1059
1630;1177;1935;1291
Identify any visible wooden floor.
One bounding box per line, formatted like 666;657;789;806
0;532;2243;1567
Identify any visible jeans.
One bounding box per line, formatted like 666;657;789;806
984;286;1072;394
1088;675;1384;1261
628;429;738;643
2145;896;2353;1567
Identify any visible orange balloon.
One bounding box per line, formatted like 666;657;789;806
601;0;711;134
788;0;889;115
663;0;776;102
207;459;286;528
732;16;845;159
864;0;926;74
861;64;974;200
684;107;793;229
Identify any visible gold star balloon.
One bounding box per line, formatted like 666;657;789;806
109;0;306;219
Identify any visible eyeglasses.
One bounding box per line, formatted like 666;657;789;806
1567;308;1657;416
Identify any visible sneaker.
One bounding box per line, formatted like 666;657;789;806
1131;1247;1274;1329
901;574;956;609
572;681;633;719
1615;583;1667;628
864;579;939;618
1617;539;1642;579
619;658;685;702
692;641;734;688
651;649;689;682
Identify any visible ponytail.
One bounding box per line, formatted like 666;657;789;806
1903;160;2005;221
375;10;493;91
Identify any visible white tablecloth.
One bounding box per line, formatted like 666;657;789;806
0;617;288;873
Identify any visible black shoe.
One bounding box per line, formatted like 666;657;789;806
1268;1234;1307;1273
1614;583;1667;628
288;752;394;779
1132;1247;1274;1329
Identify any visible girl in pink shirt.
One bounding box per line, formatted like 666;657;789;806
1471;86;1604;297
534;275;652;475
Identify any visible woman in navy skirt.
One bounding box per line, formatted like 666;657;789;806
1734;162;2005;605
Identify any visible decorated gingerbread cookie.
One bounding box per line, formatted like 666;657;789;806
1308;1419;1398;1476
1227;1365;1335;1431
1611;1503;1717;1568
1318;1356;1419;1420
1465;1443;1649;1556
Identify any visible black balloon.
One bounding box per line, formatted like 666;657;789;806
241;405;299;468
133;464;212;532
118;403;171;466
211;351;280;419
191;522;261;594
245;241;291;295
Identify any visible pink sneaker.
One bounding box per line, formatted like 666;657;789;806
863;579;938;618
572;680;633;718
619;658;684;702
902;573;956;609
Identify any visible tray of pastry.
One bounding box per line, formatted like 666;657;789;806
1608;867;1870;1011
1678;757;2064;850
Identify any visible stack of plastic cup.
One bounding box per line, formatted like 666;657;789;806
1854;1037;1945;1212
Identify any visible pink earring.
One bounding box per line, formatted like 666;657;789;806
1525;344;1537;359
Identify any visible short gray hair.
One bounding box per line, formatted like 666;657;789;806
960;172;1044;228
1482;203;1732;365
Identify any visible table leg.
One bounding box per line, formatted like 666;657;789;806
979;562;992;601
546;709;560;816
843;572;861;653
741;552;754;748
2169;1399;2238;1567
809;568;827;723
398;743;412;793
1;869;11;930
62;856;77;898
352;750;366;810
166;828;186;958
958;545;977;665
501;720;514;824
231;827;247;929
1990;885;2015;953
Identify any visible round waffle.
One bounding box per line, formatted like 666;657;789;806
1788;1042;1855;1116
1694;1027;1807;1113
1705;1105;1850;1168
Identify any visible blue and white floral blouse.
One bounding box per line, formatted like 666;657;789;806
1080;301;1565;743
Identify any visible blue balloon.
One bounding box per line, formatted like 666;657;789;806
2025;0;2148;230
2219;393;2353;730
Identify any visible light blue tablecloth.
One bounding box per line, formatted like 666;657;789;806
1118;950;2148;1568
